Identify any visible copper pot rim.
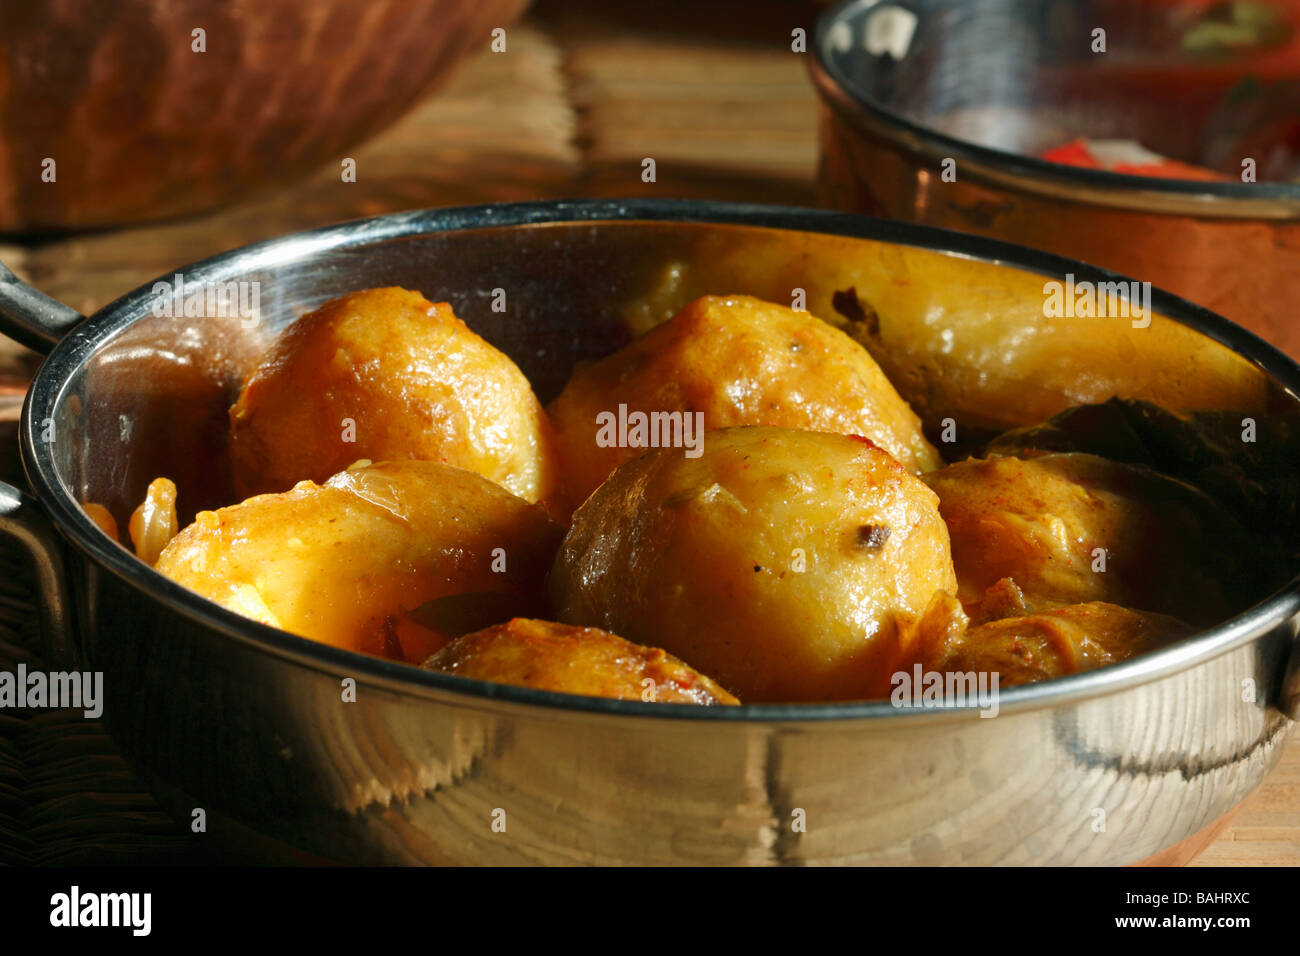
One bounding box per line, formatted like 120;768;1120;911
809;0;1300;220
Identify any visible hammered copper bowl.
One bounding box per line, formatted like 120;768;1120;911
1;199;1299;865
0;0;529;233
809;0;1300;358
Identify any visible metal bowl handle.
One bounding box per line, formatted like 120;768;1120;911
0;259;85;353
0;259;83;665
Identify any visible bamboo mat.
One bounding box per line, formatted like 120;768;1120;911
0;0;1295;866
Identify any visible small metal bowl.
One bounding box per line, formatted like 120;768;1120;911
1;199;1298;864
809;0;1300;358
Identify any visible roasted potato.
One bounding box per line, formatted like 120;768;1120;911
550;426;965;702
547;294;942;508
81;502;120;544
228;287;560;505
922;601;1192;686
155;460;562;662
922;453;1256;626
424;618;739;705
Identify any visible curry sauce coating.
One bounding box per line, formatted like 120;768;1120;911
922;601;1192;686
547;294;942;509
423;618;739;705
228;287;560;505
922;453;1257;626
154;460;562;663
550;426;965;703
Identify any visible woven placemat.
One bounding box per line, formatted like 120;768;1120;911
0;545;205;866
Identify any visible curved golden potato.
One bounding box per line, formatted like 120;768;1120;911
127;477;179;566
547;294;942;508
922;453;1256;626
229;287;560;505
923;602;1191;687
155;460;562;662
550;426;965;702
423;618;739;705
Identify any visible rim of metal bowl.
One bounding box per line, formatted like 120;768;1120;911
20;198;1300;724
809;0;1300;220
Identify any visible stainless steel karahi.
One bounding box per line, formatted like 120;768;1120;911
0;199;1296;865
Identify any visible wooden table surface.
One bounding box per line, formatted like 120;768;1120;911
0;0;1295;866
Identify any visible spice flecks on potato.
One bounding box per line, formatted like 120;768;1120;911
550;426;964;703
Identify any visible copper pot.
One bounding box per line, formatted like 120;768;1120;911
809;0;1300;358
0;0;529;233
